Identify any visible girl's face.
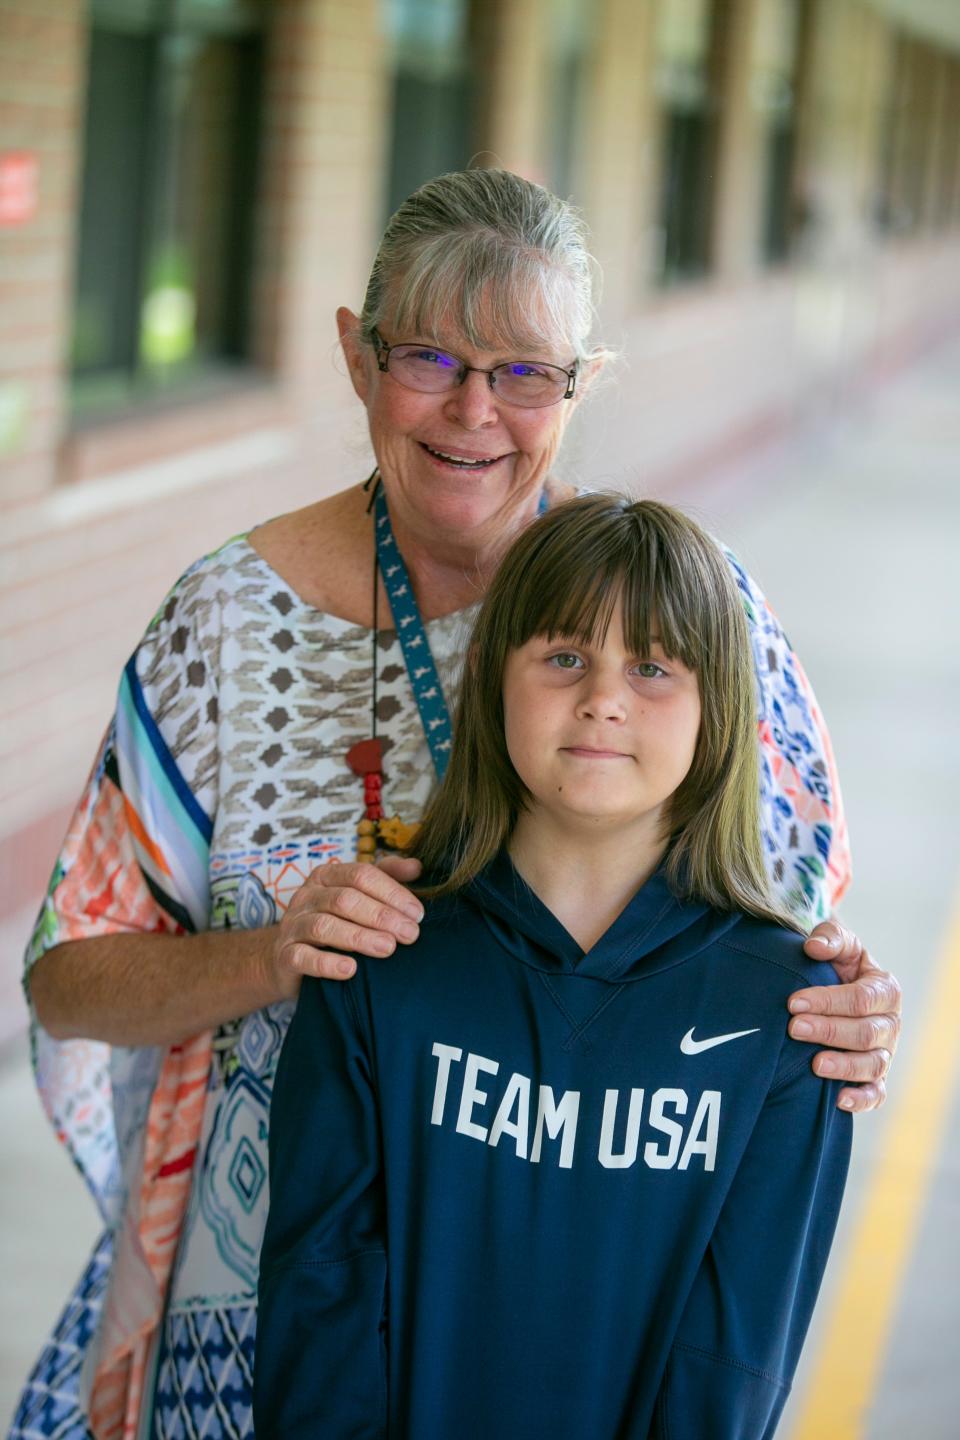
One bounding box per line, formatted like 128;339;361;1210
501;598;702;840
337;306;578;540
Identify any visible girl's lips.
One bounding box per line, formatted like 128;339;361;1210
562;747;632;759
419;442;509;470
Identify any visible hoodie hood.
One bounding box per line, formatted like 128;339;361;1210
465;849;742;984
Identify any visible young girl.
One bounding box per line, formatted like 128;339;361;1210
254;494;851;1439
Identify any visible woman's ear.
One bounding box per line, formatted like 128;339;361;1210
336;306;371;403
572;354;606;407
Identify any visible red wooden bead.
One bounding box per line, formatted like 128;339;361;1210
346;738;383;778
365;804;383;820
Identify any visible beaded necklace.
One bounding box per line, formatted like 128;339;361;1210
347;472;547;862
346;472;450;861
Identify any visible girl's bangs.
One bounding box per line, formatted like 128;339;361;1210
504;530;706;669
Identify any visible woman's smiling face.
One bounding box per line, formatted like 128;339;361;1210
337;306;581;540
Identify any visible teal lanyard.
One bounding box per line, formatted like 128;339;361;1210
373;481;549;782
374;484;453;780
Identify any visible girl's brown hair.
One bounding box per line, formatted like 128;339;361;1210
410;494;802;932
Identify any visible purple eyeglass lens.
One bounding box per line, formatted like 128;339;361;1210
394;346;458;369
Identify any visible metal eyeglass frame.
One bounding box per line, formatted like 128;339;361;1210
370;328;578;405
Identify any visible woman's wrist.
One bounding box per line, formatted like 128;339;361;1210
262;923;303;1004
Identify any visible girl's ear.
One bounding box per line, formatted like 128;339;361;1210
336;306;372;403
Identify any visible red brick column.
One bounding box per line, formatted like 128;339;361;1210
252;0;389;417
0;0;87;505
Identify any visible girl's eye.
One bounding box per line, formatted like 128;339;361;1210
635;662;666;679
549;652;583;670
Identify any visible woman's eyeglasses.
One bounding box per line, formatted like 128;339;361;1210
371;329;578;409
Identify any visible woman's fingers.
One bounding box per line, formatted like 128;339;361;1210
834;1078;887;1114
375;854;424;882
802;918;862;978
803;917;858;953
788;946;901;1037
808;1038;893;1079
276;943;360;983
789;1008;900;1057
289;858;424;926
788;944;902;1111
274;859;425;986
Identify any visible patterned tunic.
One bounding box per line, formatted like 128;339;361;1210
11;533;849;1439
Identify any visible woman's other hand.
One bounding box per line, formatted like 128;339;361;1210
271;856;425;991
790;921;902;1113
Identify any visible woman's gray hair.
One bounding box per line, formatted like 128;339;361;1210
358;169;604;363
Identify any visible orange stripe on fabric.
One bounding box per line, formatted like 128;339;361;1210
89;1031;212;1437
121;795;173;878
55;778;172;943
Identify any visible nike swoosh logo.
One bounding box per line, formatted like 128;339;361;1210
680;1026;760;1055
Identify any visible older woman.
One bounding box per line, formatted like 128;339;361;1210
16;170;898;1439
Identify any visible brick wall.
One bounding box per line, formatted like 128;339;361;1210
0;0;86;503
0;0;387;1041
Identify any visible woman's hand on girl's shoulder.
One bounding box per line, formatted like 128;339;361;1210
788;921;901;1114
271;856;425;990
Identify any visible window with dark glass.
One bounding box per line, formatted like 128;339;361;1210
383;0;475;220
752;0;805;264
71;0;265;414
652;0;719;286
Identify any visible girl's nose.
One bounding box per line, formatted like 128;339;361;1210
442;368;499;429
576;675;628;722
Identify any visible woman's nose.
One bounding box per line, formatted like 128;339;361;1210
442;368;499;428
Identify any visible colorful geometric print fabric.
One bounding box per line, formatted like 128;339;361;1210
23;728;178;1226
723;545;850;916
14;533;850;1439
8;1227;110;1440
150;1307;256;1439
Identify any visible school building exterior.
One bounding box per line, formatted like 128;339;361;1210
1;0;959;1035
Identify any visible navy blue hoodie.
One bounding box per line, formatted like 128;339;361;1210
255;855;851;1439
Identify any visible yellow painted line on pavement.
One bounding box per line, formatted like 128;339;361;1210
788;899;960;1439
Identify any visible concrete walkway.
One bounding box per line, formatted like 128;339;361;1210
2;336;959;1433
655;336;960;1439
